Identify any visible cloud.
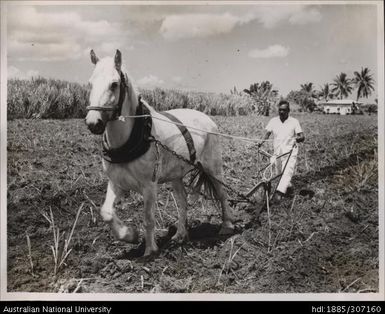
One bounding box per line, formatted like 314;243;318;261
9;39;83;61
8;65;39;79
247;5;322;29
89;42;133;56
289;8;322;25
248;45;290;58
159;6;322;40
83;43;135;63
137;75;164;87
7;6;122;61
160;13;239;40
8;7;118;38
250;6;300;29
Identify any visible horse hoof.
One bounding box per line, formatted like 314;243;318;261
137;253;157;263
116;226;139;243
171;233;188;244
123;232;139;244
141;248;159;261
219;226;234;235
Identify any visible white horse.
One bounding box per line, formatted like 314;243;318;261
85;49;235;257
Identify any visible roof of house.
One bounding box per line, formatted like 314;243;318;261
320;99;361;106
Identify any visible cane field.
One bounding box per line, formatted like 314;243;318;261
6;78;379;294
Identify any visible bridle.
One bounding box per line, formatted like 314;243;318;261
86;71;128;120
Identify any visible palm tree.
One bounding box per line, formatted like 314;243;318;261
331;72;353;99
300;82;314;95
353;67;375;101
299;82;318;111
243;81;279;116
318;83;332;101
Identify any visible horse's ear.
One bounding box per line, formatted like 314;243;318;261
114;49;122;71
90;50;99;65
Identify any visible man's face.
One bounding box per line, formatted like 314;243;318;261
278;104;290;121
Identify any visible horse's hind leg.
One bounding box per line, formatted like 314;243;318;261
202;135;236;234
171;179;188;243
212;177;236;235
101;181;139;243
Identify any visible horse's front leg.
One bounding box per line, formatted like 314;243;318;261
101;181;139;243
143;185;159;256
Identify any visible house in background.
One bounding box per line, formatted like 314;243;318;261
319;99;363;115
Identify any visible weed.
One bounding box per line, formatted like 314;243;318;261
216;236;244;287
25;232;35;277
41;203;84;276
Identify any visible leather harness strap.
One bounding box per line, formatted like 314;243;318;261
113;72;127;119
159;111;197;164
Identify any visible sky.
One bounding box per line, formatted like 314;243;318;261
5;1;382;102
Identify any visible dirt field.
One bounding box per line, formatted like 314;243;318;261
6;114;379;294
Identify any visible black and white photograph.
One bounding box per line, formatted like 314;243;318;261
1;0;384;301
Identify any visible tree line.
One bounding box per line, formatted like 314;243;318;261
287;67;376;112
235;67;376;115
7;67;376;119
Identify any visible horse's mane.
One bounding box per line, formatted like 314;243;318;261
139;98;157;114
123;72;157;115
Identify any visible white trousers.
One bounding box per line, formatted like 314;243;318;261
275;147;298;194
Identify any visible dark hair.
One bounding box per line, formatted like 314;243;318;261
278;100;290;110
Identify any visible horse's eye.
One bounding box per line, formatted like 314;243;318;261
110;82;118;90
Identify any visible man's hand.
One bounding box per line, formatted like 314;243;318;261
296;133;305;143
258;131;271;149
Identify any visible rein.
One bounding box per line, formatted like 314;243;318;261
118;114;274;145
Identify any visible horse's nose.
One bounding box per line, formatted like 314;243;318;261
95;118;103;129
87;118;105;135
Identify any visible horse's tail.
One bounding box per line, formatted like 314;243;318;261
188;162;220;202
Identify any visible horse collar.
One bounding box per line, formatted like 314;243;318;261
102;100;153;163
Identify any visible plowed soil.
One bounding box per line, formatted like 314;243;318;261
6;114;379;295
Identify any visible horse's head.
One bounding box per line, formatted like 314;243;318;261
85;49;126;134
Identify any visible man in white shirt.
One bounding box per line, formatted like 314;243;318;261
258;100;305;200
